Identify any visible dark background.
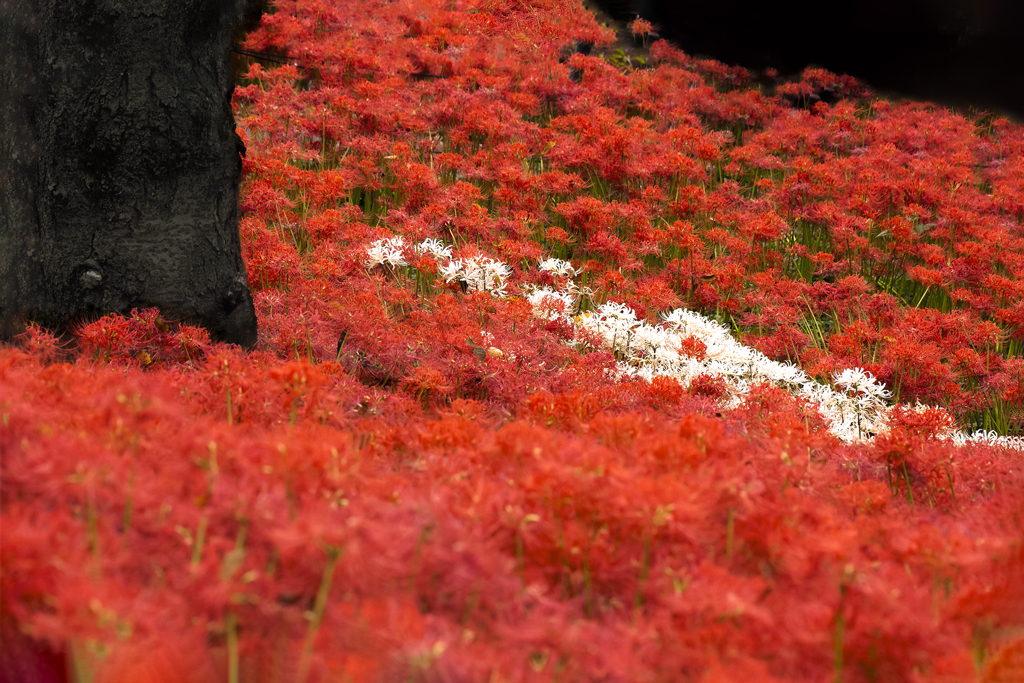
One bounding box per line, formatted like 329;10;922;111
598;0;1024;120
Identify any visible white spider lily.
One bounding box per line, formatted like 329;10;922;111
526;287;577;321
576;302;641;356
440;257;513;297
438;259;465;283
555;298;903;443
759;361;808;388
833;367;892;402
564;293;1022;448
416;238;453;260
365;236;408;268
538;258;579;278
954;430;1024;449
360;241;1022;450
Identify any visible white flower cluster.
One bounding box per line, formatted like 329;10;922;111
526;287;579;321
440;257;513;297
952;430;1024;450
415;238;453;260
525;270;592;321
364;237;512;297
365;236;409;268
525;263;1021;449
554;299;891;442
538;258;581;278
362;240;1023;450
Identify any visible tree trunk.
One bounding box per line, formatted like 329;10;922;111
1;0;260;347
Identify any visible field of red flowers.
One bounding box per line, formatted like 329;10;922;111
4;0;1024;681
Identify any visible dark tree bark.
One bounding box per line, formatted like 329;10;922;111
1;0;261;347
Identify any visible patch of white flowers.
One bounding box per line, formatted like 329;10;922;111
440;257;513;297
557;297;896;442
528;267;1023;450
526;287;579;321
538;258;581;278
365;236;511;297
952;430;1024;449
415;238;453;260
364;236;409;268
364;238;1022;450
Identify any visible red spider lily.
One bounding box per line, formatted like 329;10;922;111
91;637;219;683
13;323;65;358
75;314;142;362
629;18;654;39
983;637;1024;683
269;359;331;424
8;0;1024;679
834;480;892;516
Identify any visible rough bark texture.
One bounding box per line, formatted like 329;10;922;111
1;0;261;347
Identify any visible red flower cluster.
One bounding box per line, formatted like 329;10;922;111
4;0;1024;681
